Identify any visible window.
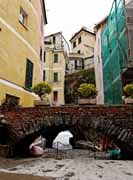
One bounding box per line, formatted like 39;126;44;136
53;91;58;102
44;51;46;62
82;59;84;69
25;59;34;89
43;70;45;81
5;94;20;107
54;54;58;63
53;36;56;44
53;72;58;82
73;41;76;48
40;48;42;61
75;60;77;70
77;50;80;54
78;37;82;44
19;7;28;28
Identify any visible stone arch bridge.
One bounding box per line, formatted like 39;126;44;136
0;106;133;158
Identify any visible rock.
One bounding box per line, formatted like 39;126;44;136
30;136;46;149
30;145;44;157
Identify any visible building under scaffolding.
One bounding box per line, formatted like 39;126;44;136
102;0;133;104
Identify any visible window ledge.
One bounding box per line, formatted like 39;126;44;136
19;21;28;30
23;87;32;92
53;81;61;83
48;81;62;83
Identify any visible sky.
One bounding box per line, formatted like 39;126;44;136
45;0;114;41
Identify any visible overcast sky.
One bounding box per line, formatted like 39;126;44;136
45;0;114;41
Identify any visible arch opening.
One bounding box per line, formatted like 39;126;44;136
13;124;75;157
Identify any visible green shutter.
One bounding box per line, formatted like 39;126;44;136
25;59;33;89
54;72;58;82
43;70;45;81
54;54;58;63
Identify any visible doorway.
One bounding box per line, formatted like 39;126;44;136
53;91;58;103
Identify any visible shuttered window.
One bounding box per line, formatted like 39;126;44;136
54;54;58;63
44;51;46;62
40;48;42;61
25;59;34;89
54;72;58;82
43;70;45;81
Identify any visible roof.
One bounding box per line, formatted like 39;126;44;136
70;27;95;42
45;32;62;38
94;16;108;31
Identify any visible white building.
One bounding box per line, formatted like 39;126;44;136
68;27;96;74
94;17;107;104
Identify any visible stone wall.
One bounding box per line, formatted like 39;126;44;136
0;145;10;157
0;105;133;157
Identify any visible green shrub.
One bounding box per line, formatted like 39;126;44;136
77;83;96;98
124;84;133;98
32;81;52;100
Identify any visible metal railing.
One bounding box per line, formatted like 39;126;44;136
46;141;104;160
52;141;72;159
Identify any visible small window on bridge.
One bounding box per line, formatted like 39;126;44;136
4;94;20;107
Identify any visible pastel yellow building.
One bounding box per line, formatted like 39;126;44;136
44;32;69;105
0;0;47;107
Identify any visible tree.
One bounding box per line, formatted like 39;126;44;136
77;83;96;98
32;82;52;100
65;68;95;103
124;84;133;98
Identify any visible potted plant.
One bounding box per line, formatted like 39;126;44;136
124;83;133;104
77;83;97;105
32;81;52;106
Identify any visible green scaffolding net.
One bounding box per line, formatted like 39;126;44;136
102;0;129;104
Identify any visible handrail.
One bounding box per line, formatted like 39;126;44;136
52;141;72;159
52;140;100;159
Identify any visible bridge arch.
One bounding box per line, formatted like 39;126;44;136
0;106;133;158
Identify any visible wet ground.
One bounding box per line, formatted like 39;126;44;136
0;149;133;180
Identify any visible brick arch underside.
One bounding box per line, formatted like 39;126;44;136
14;124;73;156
